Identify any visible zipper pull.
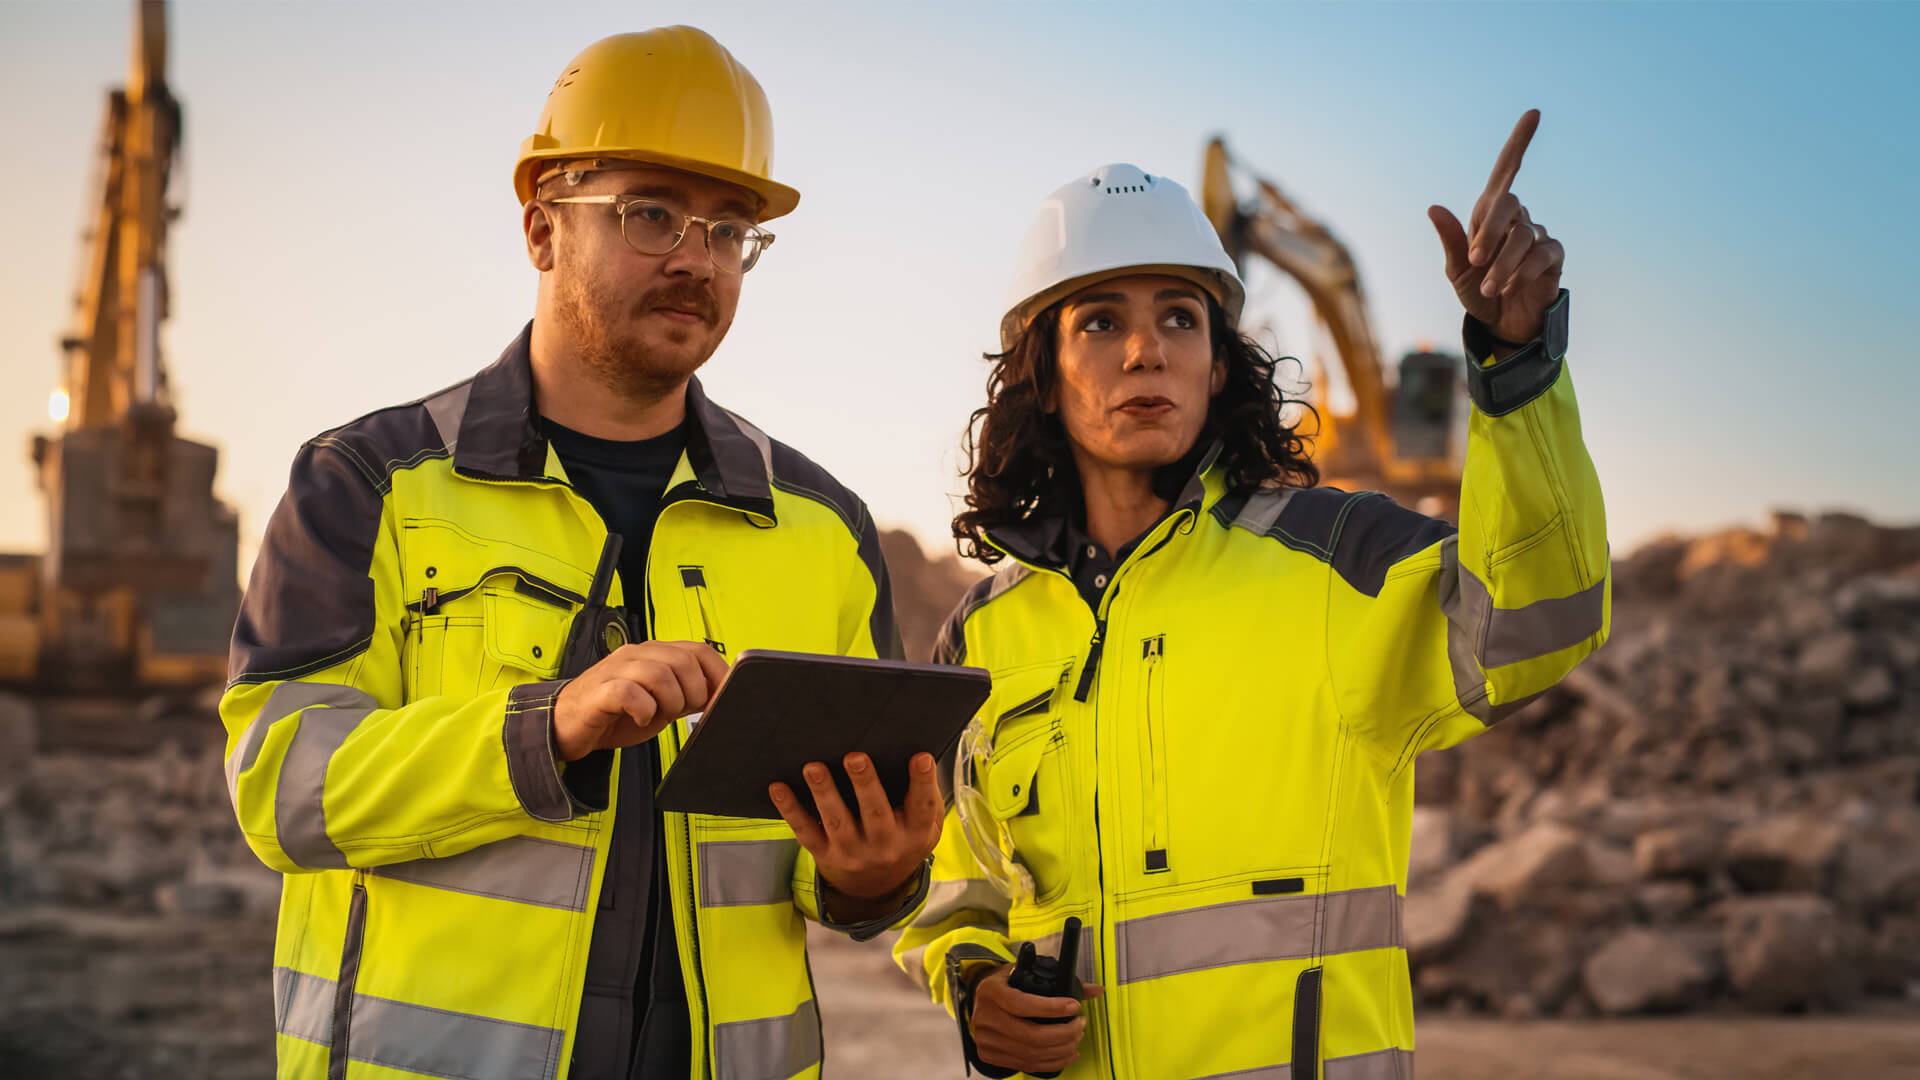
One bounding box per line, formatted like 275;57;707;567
1073;623;1106;703
421;586;439;614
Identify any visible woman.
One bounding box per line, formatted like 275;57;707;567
895;111;1608;1079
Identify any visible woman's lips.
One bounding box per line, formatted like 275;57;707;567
1118;397;1173;418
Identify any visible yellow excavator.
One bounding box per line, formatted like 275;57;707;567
1201;137;1465;517
0;0;238;691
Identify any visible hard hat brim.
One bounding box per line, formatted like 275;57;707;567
1000;263;1246;353
514;142;801;221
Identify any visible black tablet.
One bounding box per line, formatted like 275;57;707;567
653;649;993;821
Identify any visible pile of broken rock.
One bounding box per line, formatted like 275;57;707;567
1408;511;1920;1016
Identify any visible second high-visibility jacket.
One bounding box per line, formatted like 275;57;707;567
220;325;923;1080
897;293;1608;1079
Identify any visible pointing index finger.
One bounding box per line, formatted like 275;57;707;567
1482;109;1541;202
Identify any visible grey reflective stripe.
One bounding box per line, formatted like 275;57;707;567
1115;885;1402;985
1019;923;1097;986
1227;487;1299;535
225;681;374;809
268;685;378;870
1325;1048;1415;1080
424;381;472;457
1193;1049;1414;1080
712;998;821;1080
275;966;565;1080
1439;535;1606;722
1481;575;1606;668
914;877;1010;928
698;838;798;907
276;965;335;1046
374;835;595;911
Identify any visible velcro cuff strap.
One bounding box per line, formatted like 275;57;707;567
1463;289;1570;417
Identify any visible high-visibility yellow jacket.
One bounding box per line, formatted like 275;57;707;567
221;326;919;1080
897;295;1608;1080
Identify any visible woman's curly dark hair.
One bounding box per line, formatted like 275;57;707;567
953;293;1320;564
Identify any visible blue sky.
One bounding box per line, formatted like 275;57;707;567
3;1;1917;575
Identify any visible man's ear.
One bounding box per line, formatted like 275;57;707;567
524;201;556;272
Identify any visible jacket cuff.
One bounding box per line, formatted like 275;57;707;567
503;679;609;821
949;946;1021;1079
1462;288;1570;417
817;860;933;943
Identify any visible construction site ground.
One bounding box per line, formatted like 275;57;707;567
3;907;1916;1079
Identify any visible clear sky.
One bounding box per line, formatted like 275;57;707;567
4;1;1917;579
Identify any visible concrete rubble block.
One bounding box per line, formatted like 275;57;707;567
1845;665;1899;711
1582;927;1715;1015
1634;821;1722;879
1584;840;1638;888
1405;880;1475;964
1795;631;1863;689
1720;893;1867;1011
1837;810;1920;914
1724;813;1847;893
1408;806;1460;884
1634;880;1700;922
1451;821;1590;910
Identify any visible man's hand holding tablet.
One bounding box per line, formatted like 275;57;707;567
769;750;946;919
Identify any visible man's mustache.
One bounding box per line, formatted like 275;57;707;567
637;282;719;326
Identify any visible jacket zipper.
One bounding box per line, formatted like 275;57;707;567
649;502;714;1080
328;870;370;1080
1140;635;1171;875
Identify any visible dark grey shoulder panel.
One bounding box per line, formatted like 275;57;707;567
1210;485;1455;596
931;564;1033;667
1329;493;1457;597
309;385;463;494
228;442;385;685
765;438;903;660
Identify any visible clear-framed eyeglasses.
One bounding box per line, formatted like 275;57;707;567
544;194;775;274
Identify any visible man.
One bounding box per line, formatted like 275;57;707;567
221;27;942;1080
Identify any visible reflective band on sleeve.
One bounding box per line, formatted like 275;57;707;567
270;690;378;870
698;838;799;907
1114;885;1402;985
225;682;376;809
913;877;1010;928
374;834;596;911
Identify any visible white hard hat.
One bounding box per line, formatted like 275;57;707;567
998;163;1246;352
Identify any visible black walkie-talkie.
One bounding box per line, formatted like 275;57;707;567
1005;916;1084;1079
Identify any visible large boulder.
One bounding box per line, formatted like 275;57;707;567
1634;822;1721;879
1720;894;1866;1010
1582;927;1714;1014
1723;814;1846;893
1450;821;1589;910
1408;806;1460;884
1405;880;1475;964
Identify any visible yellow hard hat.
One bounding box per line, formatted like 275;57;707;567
514;26;799;219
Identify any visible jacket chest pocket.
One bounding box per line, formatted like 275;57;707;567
407;574;575;700
978;661;1077;906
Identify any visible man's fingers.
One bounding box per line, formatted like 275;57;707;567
901;753;945;846
622;659;687;719
1482;108;1540;202
1427;204;1471;282
768;783;829;852
842;753;898;842
1002;988;1086;1021
802;762;857;842
675;641;732;702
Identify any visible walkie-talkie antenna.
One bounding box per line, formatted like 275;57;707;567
1056;916;1082;982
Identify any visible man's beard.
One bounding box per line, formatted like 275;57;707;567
554;268;728;401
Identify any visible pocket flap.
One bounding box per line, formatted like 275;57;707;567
985;728;1052;820
482;588;570;677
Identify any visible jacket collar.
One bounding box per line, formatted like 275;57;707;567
987;438;1223;570
454;321;776;517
